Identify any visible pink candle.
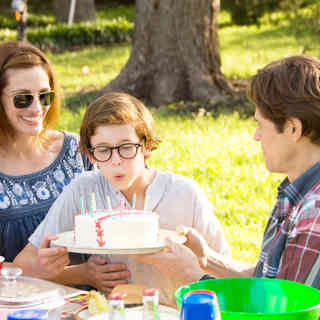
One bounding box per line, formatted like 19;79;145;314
0;256;4;271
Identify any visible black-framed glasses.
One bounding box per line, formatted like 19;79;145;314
89;142;143;162
4;91;55;109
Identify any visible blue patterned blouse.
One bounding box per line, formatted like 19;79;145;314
0;132;92;262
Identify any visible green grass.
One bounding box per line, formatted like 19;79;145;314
47;44;131;95
220;19;319;79
97;5;135;23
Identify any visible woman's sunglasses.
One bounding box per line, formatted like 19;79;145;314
6;91;55;109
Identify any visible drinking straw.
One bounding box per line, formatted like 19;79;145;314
91;192;96;216
80;196;85;216
107;195;112;210
144;194;149;210
132;193;136;209
119;199;126;210
153;304;160;320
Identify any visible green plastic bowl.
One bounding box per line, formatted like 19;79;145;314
175;277;320;319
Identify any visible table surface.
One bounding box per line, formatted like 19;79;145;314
1;284;180;320
0;283;87;320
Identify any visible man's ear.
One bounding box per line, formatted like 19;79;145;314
285;118;302;141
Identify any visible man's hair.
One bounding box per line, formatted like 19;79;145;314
79;92;161;155
248;55;320;144
0;41;60;147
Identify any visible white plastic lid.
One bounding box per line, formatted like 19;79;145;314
0;267;63;308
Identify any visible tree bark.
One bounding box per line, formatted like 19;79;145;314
102;0;237;107
54;0;96;23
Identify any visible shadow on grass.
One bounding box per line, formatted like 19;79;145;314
154;98;255;121
66;85;255;122
64;89;101;112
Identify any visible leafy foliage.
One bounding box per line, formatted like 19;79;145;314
0;5;134;51
222;0;318;25
27;18;133;52
0;13;54;29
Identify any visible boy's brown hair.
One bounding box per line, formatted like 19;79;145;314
248;55;320;145
0;41;61;147
80;92;161;155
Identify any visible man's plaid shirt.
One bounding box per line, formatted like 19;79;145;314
255;162;320;288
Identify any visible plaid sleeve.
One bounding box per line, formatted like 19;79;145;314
276;199;320;288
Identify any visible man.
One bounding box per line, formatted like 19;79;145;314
135;55;320;289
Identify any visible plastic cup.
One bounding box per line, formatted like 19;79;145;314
175;277;320;319
180;290;221;320
0;256;4;270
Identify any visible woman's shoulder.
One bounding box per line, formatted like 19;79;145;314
46;130;81;157
47;130;79;147
45;130;90;171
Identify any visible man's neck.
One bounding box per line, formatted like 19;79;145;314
287;143;320;183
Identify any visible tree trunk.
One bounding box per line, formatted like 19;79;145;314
54;0;96;23
102;0;237;107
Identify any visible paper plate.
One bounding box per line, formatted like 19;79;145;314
51;229;186;255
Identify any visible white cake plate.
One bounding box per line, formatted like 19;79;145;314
51;229;186;255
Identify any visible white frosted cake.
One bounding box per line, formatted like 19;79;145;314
74;210;159;248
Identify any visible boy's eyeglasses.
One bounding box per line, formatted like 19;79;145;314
89;142;143;162
4;91;55;109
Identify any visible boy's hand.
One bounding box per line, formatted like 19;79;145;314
38;234;69;279
85;255;131;295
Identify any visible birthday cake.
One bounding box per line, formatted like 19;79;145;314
74;210;159;248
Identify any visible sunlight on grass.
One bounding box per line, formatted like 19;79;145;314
48;44;131;95
219;22;318;79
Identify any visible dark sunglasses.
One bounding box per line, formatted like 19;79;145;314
8;91;55;109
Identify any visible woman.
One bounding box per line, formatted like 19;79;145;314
0;41;91;262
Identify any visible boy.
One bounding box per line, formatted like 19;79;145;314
14;92;230;305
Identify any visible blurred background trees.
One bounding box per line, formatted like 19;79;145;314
221;0;317;25
53;0;96;23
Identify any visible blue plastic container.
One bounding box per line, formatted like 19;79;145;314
180;289;221;320
7;310;48;320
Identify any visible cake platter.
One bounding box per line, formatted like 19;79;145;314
51;229;186;255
